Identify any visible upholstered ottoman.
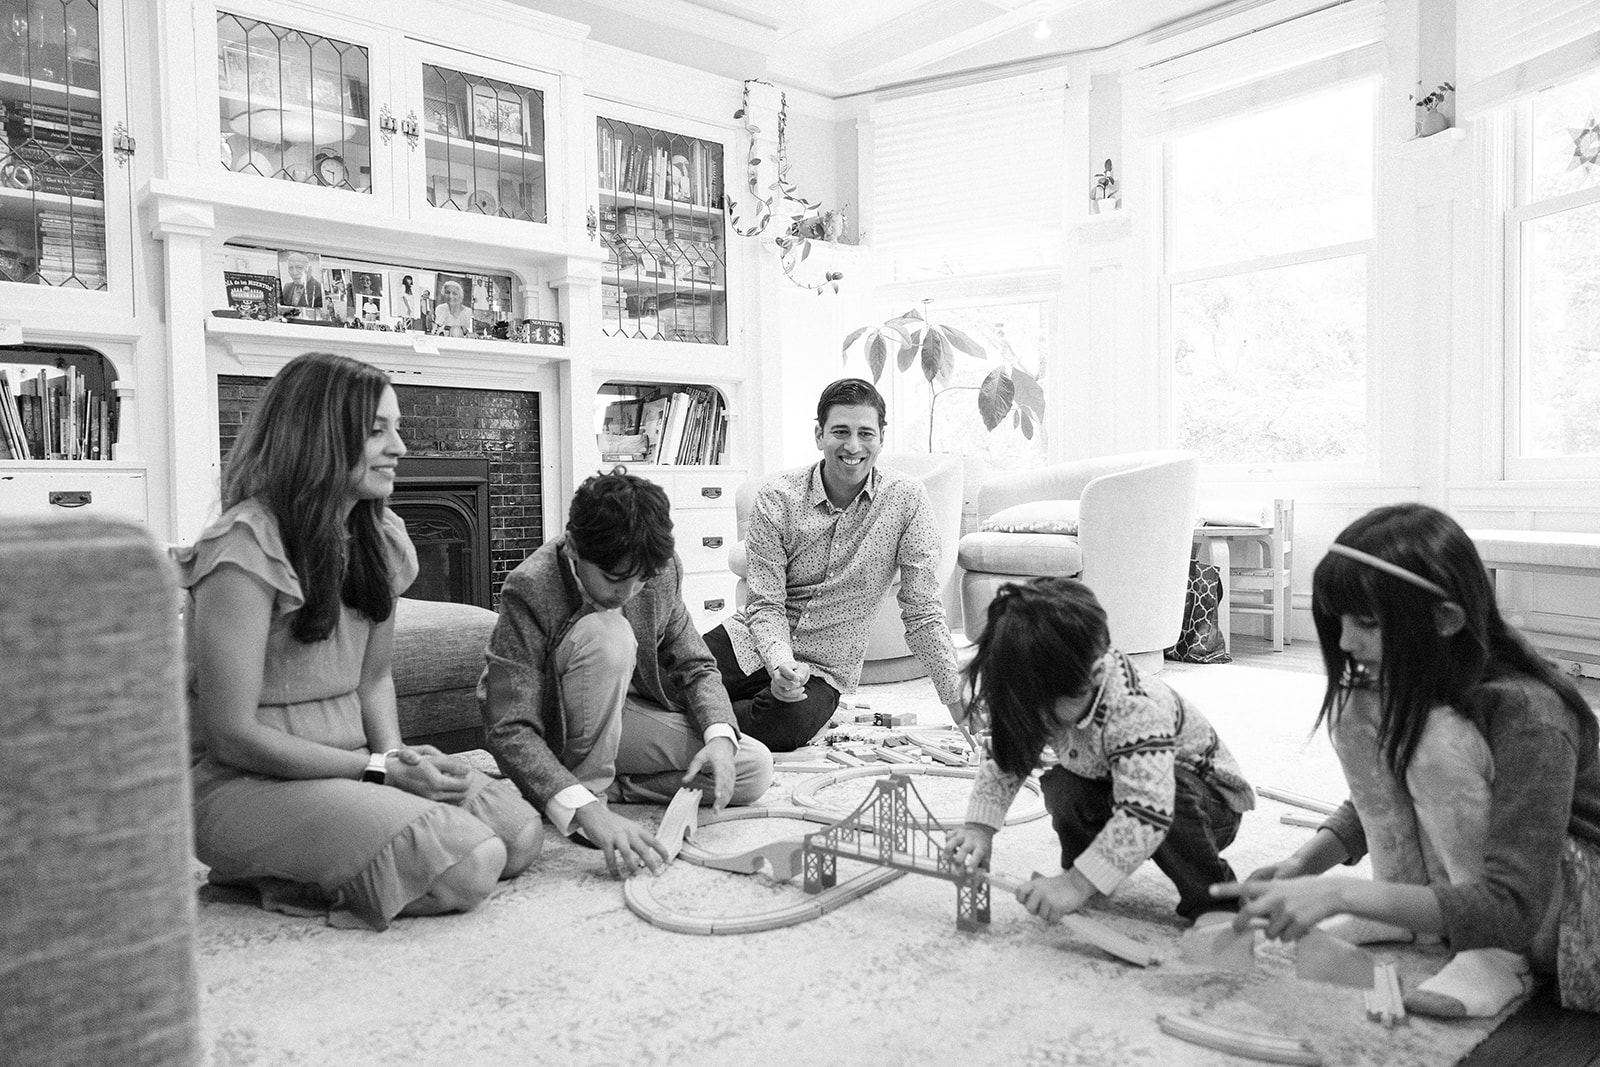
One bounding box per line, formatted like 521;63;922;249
393;596;498;752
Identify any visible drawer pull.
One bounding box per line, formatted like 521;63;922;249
702;536;723;549
700;486;723;500
703;598;726;612
49;490;92;508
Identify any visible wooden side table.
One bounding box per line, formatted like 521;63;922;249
1192;499;1294;652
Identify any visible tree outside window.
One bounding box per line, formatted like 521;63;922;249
1164;79;1375;466
1509;69;1600;469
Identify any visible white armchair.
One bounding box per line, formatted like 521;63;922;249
957;451;1200;672
727;453;965;683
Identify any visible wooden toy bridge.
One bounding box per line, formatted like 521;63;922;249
802;774;992;931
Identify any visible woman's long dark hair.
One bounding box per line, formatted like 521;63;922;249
221;352;395;642
966;577;1110;778
1312;503;1596;778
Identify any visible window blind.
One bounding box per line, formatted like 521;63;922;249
1137;0;1385;115
1458;0;1600;115
869;76;1066;280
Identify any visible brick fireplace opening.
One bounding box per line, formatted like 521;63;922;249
390;456;492;607
217;376;543;607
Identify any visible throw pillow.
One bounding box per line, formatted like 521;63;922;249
980;500;1080;536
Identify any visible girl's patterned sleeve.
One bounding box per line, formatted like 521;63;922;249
964;758;1026;830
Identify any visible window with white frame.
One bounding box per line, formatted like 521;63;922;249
1162;78;1376;467
1504;66;1600;474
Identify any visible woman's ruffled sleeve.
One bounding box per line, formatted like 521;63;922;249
380;508;420;596
171;502;305;614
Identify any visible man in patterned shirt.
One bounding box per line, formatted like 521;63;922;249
702;378;966;750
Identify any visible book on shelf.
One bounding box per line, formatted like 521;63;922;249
4;366;117;461
638;396;671;462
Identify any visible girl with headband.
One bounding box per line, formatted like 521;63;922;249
1212;502;1599;1017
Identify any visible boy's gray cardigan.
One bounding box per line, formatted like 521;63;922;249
476;534;738;810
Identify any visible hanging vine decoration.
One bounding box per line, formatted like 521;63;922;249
727;79;843;294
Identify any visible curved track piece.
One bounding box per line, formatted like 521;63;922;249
789;765;1046;826
675;805;862;877
624;866;906;935
1155;1014;1323;1066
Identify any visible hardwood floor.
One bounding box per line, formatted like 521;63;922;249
1224;636;1600;1065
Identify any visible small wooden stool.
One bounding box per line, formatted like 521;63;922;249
1192;499;1294;652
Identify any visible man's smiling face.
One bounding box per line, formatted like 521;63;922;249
814;402;883;496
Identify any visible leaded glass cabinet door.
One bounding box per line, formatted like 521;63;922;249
0;0;131;294
595;115;726;344
215;10;372;193
418;59;546;223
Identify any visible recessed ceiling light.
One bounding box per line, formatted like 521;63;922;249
1033;19;1051;40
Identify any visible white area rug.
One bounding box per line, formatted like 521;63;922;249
193;662;1511;1066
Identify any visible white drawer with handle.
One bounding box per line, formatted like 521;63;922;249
0;468;149;523
673;507;736;575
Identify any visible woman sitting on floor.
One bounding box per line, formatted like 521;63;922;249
176;351;542;930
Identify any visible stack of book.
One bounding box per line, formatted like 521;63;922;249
657;292;717;342
36;210;106;287
4;99;104;201
597;126;722;209
0;366;117;461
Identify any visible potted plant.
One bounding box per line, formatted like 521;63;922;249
1090;158;1120;213
841;302;1045;451
1411;81;1455;138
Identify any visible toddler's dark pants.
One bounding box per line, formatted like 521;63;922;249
1039;764;1242;921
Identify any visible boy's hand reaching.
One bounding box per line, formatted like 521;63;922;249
942;823;995;871
1017;868;1096;923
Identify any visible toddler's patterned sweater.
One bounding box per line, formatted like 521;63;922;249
965;649;1255;896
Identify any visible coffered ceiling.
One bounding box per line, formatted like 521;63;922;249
516;0;1242;97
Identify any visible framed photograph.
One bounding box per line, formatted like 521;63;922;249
277;249;325;314
432;272;474;337
470;84;525;146
323;268;353;323
352;271;385;323
391;270;420;327
424;95;463;139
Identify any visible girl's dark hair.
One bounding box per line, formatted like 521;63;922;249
966;577;1110;778
221;352;396;643
1312;502;1596;778
567;467;675;578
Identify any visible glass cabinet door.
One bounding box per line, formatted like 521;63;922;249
215;11;372;193
420;63;545;222
596;116;725;344
0;0;107;288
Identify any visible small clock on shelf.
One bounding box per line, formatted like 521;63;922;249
313;149;349;188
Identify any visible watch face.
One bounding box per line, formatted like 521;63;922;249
315;152;348;187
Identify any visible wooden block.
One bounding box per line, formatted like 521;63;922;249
825;749;866;766
1295;929;1375;989
872;745;916;764
656;787;701;863
1279;812;1324;829
910;740;967;766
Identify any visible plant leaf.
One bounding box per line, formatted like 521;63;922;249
1012;367;1047;419
867;333;888;381
902;307;925;322
1018;405;1035;440
896;339;919;374
919;327;946;385
884;315;923;330
940;324;987;360
841;326;868;355
977;366;1015;431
